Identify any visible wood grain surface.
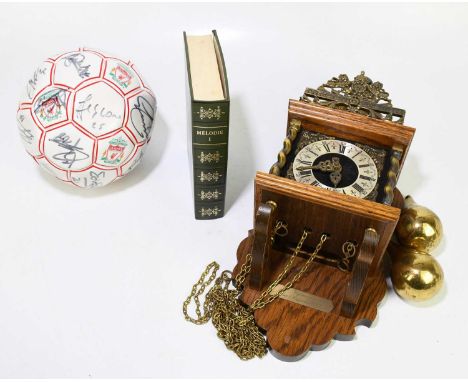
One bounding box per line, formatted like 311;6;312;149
234;233;387;360
287;100;415;173
232;172;405;360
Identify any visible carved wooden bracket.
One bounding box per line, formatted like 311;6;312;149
341;228;380;318
250;201;278;290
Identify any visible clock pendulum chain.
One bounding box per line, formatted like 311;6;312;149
182;229;329;360
283;239;357;272
250;232;328;310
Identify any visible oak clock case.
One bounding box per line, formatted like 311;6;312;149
271;71;411;206
231;73;416;360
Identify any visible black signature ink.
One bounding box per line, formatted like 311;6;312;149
75;94;122;128
17;114;34;144
49;132;90;168
73;171;105;188
63;53;91;79
130;96;154;139
26;67;48;99
89;171;105;187
92;122;106;131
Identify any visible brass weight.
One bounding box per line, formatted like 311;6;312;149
395;196;443;253
390;195;445;302
389;245;444;301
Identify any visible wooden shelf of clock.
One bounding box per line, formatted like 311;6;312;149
233;172;405;361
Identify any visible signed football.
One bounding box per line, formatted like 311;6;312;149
16;48;156;188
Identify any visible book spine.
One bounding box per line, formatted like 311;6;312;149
192;101;229;219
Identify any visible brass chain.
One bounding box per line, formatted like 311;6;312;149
251;232;328;310
182;258;266;360
234;253;253;288
182;261;219;325
182;229;328;360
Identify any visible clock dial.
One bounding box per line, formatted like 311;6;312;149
292;139;378;198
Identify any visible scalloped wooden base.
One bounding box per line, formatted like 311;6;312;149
233;233;388;361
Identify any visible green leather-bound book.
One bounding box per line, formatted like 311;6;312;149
184;30;230;220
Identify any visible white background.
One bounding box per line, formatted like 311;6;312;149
0;2;467;378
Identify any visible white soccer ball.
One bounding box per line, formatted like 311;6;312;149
16;48;156;188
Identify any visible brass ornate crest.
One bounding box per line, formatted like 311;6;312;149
300;71;405;124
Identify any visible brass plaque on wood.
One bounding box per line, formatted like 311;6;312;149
271;284;334;312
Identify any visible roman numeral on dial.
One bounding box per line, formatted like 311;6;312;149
306;148;319;156
352;183;365;194
359;175;376;181
293;140;378;199
322;142;330;152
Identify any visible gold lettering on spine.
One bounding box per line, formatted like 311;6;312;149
196;130;224;136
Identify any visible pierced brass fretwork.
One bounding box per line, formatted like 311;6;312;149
300;71;405;124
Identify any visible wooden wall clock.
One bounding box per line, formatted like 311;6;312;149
233;72;416;361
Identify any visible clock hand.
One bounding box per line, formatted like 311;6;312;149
329;157;342;187
296;157;342;173
330;157;342;173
